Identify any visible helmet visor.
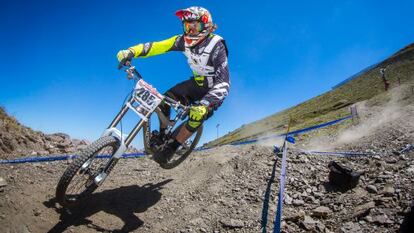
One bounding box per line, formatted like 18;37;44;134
183;20;205;36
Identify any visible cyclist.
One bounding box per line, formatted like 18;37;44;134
117;6;230;164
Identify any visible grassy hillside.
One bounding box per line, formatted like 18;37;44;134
206;43;414;147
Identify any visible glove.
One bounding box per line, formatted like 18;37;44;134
116;49;134;63
189;105;207;121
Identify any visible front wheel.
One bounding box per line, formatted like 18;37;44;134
55;136;120;208
143;117;203;169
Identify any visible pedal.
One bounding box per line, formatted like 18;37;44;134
150;130;171;153
149;130;161;147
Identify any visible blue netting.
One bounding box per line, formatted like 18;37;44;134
0;152;145;164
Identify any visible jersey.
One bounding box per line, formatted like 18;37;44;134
128;34;230;109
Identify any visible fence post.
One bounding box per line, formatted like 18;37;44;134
380;68;390;91
350;105;359;124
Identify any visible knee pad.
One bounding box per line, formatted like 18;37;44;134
185;105;209;132
185;119;203;132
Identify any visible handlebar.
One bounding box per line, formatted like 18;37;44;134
118;59;189;113
118;59;143;80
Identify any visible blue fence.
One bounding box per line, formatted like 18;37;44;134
273;141;289;233
0;152;145;164
229;115;352;146
0;115;352;164
303;150;373;157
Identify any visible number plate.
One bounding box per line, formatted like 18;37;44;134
133;79;163;112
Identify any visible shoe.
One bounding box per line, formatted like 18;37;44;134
153;140;180;164
149;130;165;148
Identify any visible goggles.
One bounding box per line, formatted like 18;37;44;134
183;20;205;36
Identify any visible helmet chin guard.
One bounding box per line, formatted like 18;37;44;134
183;30;210;47
176;6;216;47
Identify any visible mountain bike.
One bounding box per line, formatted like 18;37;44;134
55;62;203;208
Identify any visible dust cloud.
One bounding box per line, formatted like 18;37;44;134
303;84;414;151
336;86;413;145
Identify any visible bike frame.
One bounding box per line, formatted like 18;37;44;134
93;65;189;185
106;65;189;149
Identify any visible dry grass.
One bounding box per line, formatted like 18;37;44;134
205;43;414;147
0;106;24;134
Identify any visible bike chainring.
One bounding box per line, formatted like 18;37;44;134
149;131;171;152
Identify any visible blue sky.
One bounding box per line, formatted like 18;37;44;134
1;1;414;149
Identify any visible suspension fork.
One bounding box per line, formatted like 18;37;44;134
104;93;158;155
108;95;134;128
107;95;150;146
124;111;151;146
108;101;153;147
95;105;152;186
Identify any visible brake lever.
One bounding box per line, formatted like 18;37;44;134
126;66;136;80
118;60;143;81
118;55;132;67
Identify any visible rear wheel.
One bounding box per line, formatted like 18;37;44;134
143;114;203;169
55;136;120;208
160;123;203;169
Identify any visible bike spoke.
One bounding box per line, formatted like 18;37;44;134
65;145;115;200
178;139;193;153
67;171;92;196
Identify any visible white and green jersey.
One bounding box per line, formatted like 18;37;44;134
129;34;230;109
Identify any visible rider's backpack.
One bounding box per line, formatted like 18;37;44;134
328;161;363;190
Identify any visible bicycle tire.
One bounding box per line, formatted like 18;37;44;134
143;115;203;169
55;136;120;208
160;124;203;169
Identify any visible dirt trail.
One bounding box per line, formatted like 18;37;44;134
1;142;413;232
0;146;272;233
1;85;414;233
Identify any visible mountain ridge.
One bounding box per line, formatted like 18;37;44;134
0;106;90;159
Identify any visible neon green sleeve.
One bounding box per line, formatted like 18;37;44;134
129;35;181;58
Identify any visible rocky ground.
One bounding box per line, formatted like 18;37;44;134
0;129;413;232
0;107;90;159
0;107;139;160
0;86;413;233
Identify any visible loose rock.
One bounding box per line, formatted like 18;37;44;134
352;201;376;218
220;219;244;229
373;214;393;225
312;206;332;218
293;199;305;206
366;185;378;193
0;177;7;188
300;215;317;231
340;222;361;233
382;185;395;197
285;209;305;222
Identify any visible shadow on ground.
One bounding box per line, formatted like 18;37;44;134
321;181;357;193
399;202;414;233
44;179;172;233
260;157;278;231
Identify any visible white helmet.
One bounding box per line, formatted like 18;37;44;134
175;6;216;47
